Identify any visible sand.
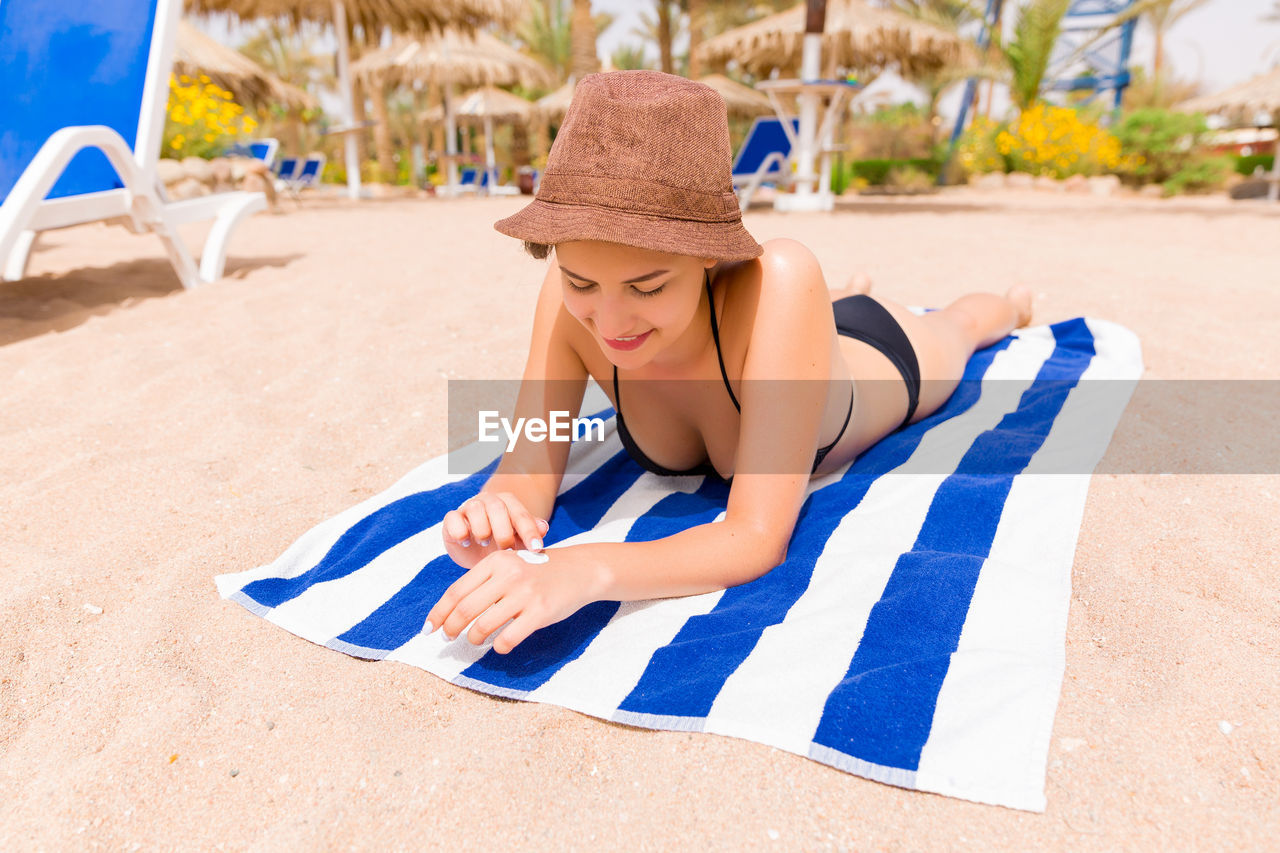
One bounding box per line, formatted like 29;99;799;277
1;190;1276;850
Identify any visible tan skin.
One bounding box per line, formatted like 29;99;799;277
427;238;1032;654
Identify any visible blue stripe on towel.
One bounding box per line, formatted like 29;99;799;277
614;336;1016;722
238;460;500;610
457;475;733;692
810;318;1096;771
330;448;647;657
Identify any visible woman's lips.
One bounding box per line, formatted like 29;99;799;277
603;329;653;351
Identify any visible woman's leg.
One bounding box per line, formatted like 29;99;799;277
867;285;1033;424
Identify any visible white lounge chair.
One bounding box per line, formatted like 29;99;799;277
0;0;266;289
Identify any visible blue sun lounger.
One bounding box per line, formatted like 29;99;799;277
0;0;266;287
275;157;300;182
279;154;325;201
227;138;281;171
731;117;799;212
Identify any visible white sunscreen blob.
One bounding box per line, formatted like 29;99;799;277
515;549;549;564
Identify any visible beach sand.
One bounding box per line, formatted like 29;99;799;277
1;191;1276;849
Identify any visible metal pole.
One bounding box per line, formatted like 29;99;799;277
940;0;1000;185
483;113;497;191
443;83;459;195
332;0;361;200
1269;130;1280;203
793;0;826;204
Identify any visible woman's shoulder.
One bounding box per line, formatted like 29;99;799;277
718;237;828;321
716;238;824;301
719;237;832;379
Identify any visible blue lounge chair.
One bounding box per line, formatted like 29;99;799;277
456;167;480;194
477;168;521;196
275;157;299;182
247;139;279;169
281;154;325;200
0;0;265;287
226;138;280;170
731;117;799;212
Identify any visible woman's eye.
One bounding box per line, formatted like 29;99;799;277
633;285;664;298
565;280;594;293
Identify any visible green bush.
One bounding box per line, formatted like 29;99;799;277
885;165;936;192
1111;108;1210;185
841;158;942;187
1235;153;1275;176
1162;155;1233;196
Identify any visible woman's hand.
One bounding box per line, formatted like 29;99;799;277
425;548;603;654
442;491;549;570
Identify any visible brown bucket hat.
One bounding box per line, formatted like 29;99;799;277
494;70;763;261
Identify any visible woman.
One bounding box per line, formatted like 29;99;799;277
426;71;1031;653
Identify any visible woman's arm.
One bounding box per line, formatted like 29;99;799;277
483;259;588;519
443;259;587;563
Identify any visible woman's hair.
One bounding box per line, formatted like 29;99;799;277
523;241;553;260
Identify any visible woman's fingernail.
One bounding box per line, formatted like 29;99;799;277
538;519;549;530
425;620;435;633
479;538;490;547
530;538;543;551
460;539;470;548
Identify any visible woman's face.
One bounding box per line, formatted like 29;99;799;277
554;240;716;367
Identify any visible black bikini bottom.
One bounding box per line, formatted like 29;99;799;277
832;294;923;429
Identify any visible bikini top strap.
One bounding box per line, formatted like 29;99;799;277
706;270;741;412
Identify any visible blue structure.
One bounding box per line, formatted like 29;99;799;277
1044;0;1139;111
943;0;1138;180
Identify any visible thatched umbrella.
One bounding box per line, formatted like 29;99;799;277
423;86;534;187
697;74;773;117
175;21;314;110
535;81;576;122
696;0;969;79
189;0;522;38
188;0;523;199
353;31;550;194
1178;66;1280;202
354;31;550;89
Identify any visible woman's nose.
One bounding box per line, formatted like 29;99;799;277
591;299;633;338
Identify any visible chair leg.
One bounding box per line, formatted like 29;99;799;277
197;192;267;282
2;230;38;281
737;152;787;213
130;194;202;289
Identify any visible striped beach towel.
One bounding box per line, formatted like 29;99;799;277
215;317;1142;811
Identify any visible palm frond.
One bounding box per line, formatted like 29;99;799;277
999;0;1071;110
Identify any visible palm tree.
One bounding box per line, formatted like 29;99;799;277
1127;0;1214;106
656;1;676;75
687;0;707;77
571;0;601;80
516;0;613;85
517;0;572;84
369;73;397;182
999;0;1071;111
611;43;651;71
238;20;332;154
891;1;989;130
635;1;795;79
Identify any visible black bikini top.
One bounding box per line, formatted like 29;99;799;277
612;273;738;481
611;272;854;480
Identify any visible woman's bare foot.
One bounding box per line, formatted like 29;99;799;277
848;272;873;295
1006;284;1033;328
830;272;873;301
